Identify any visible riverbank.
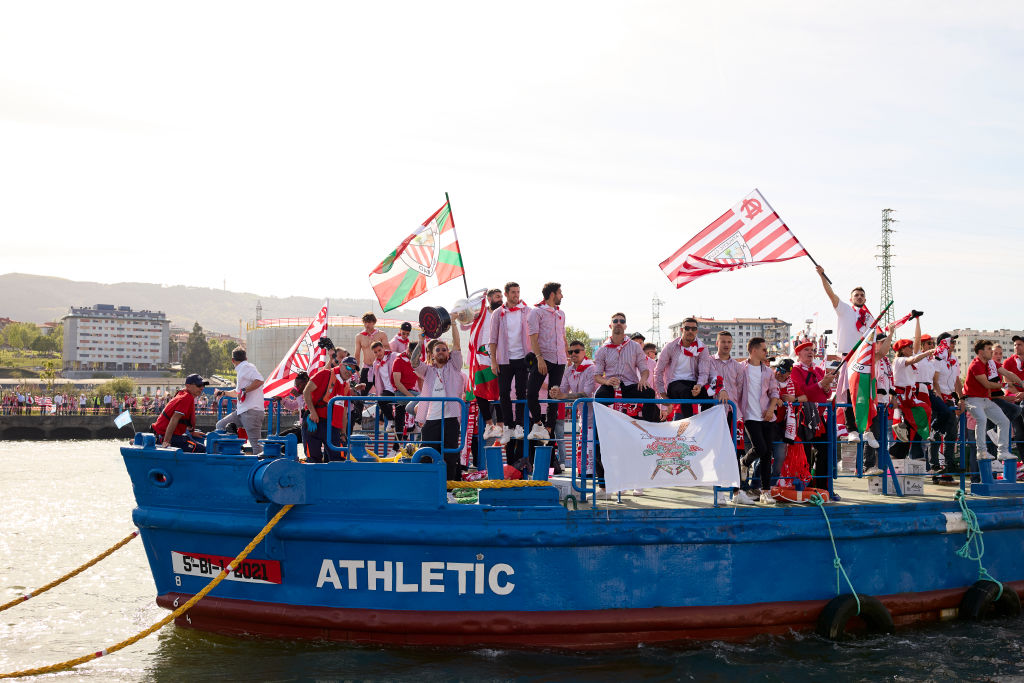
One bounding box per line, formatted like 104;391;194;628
0;415;223;440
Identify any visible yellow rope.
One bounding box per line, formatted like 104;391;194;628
0;531;139;613
447;480;552;489
0;504;293;680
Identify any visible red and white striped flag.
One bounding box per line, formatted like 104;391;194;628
262;302;330;399
660;189;808;289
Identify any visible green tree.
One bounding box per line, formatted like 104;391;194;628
30;334;58;353
182;322;214;377
96;377;136;399
565;325;594;355
4;322;40;350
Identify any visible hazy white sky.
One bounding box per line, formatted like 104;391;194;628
2;2;1022;342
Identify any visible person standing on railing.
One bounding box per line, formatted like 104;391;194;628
593;312;657;493
415;323;465;481
526;282;567;443
215;347;265;455
792;340;836;491
489;282;531;446
735;338;780;504
656;316;711;418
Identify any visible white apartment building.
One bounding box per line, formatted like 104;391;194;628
668;317;792;357
62;304;170;373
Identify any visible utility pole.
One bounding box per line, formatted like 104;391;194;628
649;293;665;347
876;209;896;329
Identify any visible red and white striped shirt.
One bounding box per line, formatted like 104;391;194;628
594;338;648;386
527;303;567;364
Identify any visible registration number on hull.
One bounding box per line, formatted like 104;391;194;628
171;551;282;584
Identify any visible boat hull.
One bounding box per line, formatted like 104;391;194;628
122;443;1024;648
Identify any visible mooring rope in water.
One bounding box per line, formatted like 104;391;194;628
953;489;1004;599
0;531;139;613
810;493;861;615
447;479;552;489
0;504;293;680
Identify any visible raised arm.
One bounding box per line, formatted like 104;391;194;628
817;265;839;309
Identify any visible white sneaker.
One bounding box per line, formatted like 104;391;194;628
846;431;861;443
733;490;757;505
485;424;502;439
632;488;644;496
978;452;996;461
500;427;513;445
865;467;883;476
864;432;879;449
512;425;525;440
595;487;609;500
385;424;396;434
759;491;777;505
527;423;550;441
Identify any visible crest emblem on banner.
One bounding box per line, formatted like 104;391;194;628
631;420;699;480
705;232;753;263
400;223;440;276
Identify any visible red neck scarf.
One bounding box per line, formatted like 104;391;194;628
853;304;871;331
360;328;376;337
680;339;706;357
572;358;594;376
392;335;409;347
501;302;526;314
604;337;630;350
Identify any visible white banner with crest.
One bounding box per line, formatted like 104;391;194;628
593;403;739;492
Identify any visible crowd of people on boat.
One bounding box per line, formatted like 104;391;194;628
141;270;1024;502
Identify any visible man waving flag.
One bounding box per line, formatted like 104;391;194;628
660;189;809;289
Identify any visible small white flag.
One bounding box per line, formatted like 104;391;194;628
114;411;133;429
593;403;739;493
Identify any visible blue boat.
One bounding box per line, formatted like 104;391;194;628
121;396;1024;649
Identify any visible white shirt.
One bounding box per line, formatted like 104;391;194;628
935;358;959;396
915;358;939;386
892;356;920;388
426;367;447;421
79;395;86;405
671;352;698;382
235;360;265;414
834;301;867;355
744;362;763;421
504;308;526;360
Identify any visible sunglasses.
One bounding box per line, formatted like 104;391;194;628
611;318;626;324
683;326;698;331
568;348;583;354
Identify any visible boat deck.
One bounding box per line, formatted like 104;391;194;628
557;474;973;510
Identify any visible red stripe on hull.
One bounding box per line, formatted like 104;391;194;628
157;582;1024;650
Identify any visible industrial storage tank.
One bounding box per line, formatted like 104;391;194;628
246;316;420;378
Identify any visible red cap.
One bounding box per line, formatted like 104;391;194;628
794;341;814;354
920;334;933;341
892;339;913;352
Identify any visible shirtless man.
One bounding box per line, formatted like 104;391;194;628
352;312;390;430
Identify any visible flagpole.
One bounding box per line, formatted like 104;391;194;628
445;192;471;299
758;188;833;284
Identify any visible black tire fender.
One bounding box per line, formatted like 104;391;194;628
816;594;895;641
958;580;1022;621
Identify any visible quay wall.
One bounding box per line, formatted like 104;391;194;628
0;415;223;441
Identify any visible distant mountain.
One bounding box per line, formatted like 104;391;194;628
0;273;418;336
